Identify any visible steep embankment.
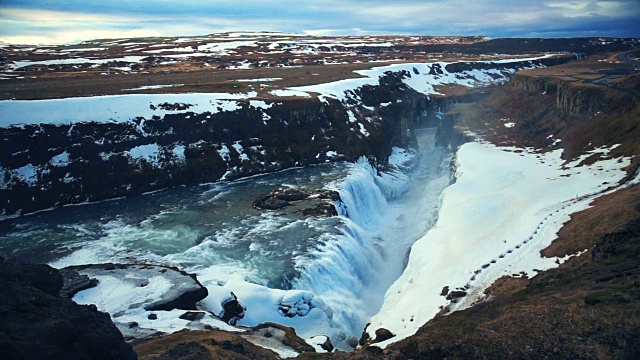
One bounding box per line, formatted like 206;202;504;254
457;53;640;165
0;57;564;218
0;257;137;360
0;73;419;217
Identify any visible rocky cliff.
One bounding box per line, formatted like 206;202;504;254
0;70;461;216
0;72;421;217
457;56;640;163
0;57;576;218
509;73;637;116
0;257;137;360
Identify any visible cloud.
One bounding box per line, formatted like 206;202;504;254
0;29;161;45
0;0;638;44
0;8;121;22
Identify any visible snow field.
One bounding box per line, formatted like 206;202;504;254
367;141;632;347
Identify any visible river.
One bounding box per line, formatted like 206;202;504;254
0;127;452;349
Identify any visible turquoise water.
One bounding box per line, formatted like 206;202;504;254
0;163;349;288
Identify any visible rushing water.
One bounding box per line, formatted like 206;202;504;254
0;163;349;288
0;128;452;348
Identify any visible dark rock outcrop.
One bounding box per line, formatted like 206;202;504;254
374;328;395;343
59;267;99;298
251;322;315;353
254;188;341;217
0;257;136;360
179;311;206;321
445;290;467;301
359;323;372;346
320;336;334;352
220;292;246;326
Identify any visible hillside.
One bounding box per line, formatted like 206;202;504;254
1;34;637;100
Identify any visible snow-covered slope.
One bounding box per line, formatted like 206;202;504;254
290;57;551;101
366;141;633;347
0;92;256;127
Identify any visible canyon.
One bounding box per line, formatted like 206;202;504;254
1;34;639;359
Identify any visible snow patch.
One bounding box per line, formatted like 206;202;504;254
126;144;161;167
0;92;256;127
50;151;70;167
172;145;186;163
290;58;547;101
269;89;311;98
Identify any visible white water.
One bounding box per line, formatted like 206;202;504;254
290;129;452;346
0;128;452;351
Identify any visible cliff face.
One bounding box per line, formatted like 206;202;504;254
443;55;573;74
0;72;430;217
509;73;636;116
0;57;576;217
473;68;640;163
0;257;137;360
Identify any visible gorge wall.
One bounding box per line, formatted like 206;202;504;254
509;73;638;116
0;73;424;217
496;69;640;164
0;57;572;217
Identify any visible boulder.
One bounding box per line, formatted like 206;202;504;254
250;322;315;353
374;328;395;343
359;323;371;346
320;336;335;352
220;292;246;326
446;290;467;300
179;311;206;321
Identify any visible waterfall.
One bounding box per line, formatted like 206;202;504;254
292;156;414;341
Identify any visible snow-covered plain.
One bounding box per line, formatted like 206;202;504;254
0;92;256;127
1;57;544;130
290;58;546;101
367;141;632;347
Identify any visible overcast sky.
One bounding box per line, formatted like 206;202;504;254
1;0;638;44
